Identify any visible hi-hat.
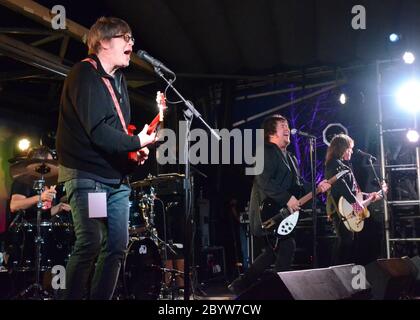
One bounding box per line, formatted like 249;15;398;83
130;175;155;189
10;158;58;185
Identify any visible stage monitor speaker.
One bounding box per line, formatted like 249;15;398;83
237;264;371;300
330;264;372;299
409;256;420;296
365;257;418;300
409;256;420;279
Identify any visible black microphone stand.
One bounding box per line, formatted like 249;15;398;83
308;136;318;267
153;66;221;300
367;157;386;200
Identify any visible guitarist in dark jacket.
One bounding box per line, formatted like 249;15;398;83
56;17;156;300
325;134;381;265
228;115;330;295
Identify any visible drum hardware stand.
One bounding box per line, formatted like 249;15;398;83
16;165;51;300
159;267;185;300
142;197;184;300
141;188;180;266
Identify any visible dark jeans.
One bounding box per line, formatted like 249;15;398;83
61;178;130;300
237;235;295;289
332;214;358;265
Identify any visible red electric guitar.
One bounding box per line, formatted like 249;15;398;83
128;91;166;163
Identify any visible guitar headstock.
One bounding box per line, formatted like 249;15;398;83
156;91;167;122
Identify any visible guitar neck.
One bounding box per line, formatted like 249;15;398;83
362;190;383;207
147;114;161;134
298;175;339;207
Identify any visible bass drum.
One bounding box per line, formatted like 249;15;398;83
123;237;163;300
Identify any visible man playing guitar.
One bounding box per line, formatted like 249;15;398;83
325;134;386;265
56;17;156;300
228;115;331;296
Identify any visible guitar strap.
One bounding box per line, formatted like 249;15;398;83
286;152;304;197
287;153;298;177
82;58;129;135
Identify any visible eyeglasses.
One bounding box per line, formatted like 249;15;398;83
112;34;135;44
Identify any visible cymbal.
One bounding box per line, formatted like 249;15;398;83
130;177;154;189
10;159;58;185
130;173;186;193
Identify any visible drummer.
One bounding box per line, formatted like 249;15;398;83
9;146;71;222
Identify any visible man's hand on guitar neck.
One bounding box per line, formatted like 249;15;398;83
317;179;331;193
138;124;157;148
287;196;300;212
368;192;381;202
286;180;331;213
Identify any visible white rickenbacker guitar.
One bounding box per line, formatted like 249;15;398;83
260;170;349;237
338;184;387;232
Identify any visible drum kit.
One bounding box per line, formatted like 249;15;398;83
4;157;184;300
116;174;185;300
5;157;73;299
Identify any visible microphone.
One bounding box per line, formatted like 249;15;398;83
137;50;175;75
356;149;377;162
290;128;316;139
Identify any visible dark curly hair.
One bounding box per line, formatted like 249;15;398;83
262;114;288;143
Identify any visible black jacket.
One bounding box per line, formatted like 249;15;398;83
56;54;141;180
325;158;358;216
249;142;304;237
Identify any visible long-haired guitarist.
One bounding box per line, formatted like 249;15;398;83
228;115;331;296
325;134;383;265
56;17;157;300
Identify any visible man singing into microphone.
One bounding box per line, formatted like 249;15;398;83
228;115;331;295
56;17;156;299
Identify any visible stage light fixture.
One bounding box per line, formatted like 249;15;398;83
406;130;419;143
339;93;347;105
396;80;420;112
403;51;415;64
17;138;31;152
322;123;348;146
389;33;400;42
